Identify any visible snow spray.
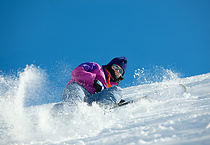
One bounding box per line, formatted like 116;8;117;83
0;65;48;143
133;66;181;85
0;64;115;144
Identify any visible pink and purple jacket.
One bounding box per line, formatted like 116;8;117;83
67;62;118;94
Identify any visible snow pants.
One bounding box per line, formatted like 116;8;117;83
62;82;122;106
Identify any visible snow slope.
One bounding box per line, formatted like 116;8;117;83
0;65;210;145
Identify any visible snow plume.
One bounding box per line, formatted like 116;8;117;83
0;65;49;143
133;66;180;85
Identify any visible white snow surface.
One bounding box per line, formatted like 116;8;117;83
0;65;210;145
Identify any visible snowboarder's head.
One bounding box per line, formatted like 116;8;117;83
104;57;127;82
107;56;127;75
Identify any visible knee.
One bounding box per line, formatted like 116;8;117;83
97;86;123;105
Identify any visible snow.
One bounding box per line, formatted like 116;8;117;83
0;65;210;145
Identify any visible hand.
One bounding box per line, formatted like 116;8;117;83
93;79;104;93
119;99;126;104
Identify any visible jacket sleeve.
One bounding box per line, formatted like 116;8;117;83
70;62;107;90
71;63;97;85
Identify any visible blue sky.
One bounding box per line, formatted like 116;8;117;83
0;0;210;87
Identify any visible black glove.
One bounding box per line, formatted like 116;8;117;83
119;99;126;104
93;79;104;93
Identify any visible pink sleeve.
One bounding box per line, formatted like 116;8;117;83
67;62;107;94
71;66;96;85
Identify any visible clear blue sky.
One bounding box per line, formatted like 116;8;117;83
0;0;210;87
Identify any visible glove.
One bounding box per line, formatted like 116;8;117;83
119;99;126;104
93;79;104;93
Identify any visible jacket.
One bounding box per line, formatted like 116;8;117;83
67;62;118;94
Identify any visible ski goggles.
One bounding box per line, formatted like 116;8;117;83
113;64;124;75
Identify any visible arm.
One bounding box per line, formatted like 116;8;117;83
69;62;107;94
71;62;98;85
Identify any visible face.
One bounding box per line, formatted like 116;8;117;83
111;64;123;78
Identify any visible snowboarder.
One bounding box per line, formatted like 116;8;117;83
51;56;127;116
62;56;127;107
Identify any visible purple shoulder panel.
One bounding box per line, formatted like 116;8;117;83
78;62;98;72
